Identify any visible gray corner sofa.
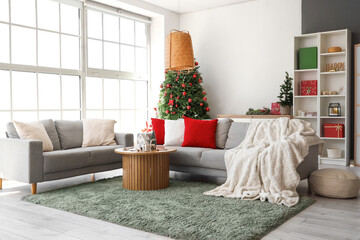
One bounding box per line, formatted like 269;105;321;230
0;119;133;194
169;119;319;186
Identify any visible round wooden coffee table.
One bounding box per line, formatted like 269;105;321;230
115;147;177;191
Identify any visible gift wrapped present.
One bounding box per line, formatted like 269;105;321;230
323;123;344;138
301;80;317;96
271;103;281;115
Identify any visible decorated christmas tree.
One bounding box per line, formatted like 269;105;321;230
157;61;210;120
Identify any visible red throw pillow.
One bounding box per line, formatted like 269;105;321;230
151;118;165;145
182;117;218;149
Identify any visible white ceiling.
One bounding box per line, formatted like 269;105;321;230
140;0;254;14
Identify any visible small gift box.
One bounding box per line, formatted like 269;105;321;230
271;103;281;115
323;123;344;138
301;80;317;96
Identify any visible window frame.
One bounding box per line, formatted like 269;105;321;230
0;0;151;131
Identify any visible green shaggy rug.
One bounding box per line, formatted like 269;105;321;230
23;177;315;240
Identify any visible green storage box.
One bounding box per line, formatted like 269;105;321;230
298;47;317;69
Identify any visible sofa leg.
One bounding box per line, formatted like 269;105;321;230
307;179;312;194
0;178;2;190
91;173;95;182
31;183;37;194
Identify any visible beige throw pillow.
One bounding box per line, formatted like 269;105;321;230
13;120;54;152
82;119;117;147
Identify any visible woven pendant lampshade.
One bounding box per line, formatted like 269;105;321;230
165;29;195;71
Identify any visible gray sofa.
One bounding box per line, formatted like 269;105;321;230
0;120;133;194
169;119;319;186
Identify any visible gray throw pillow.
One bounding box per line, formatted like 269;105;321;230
216;118;233;149
225;122;250;149
6;122;20;139
41;119;61;151
55;120;83;150
6;119;61;151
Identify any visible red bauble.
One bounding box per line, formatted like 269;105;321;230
160;85;163;88
176;96;180;99
166;110;169;114
159;100;161;103
166;84;170;88
175;79;178;81
195;62;199;66
193;74;197;78
199;79;201;83
203;97;207;101
206;107;210;111
175;104;178;107
187;106;191;110
189;83;193;86
181;83;186;88
165;70;167;73
170;94;173;98
200;103;203;106
188;98;192;103
164;93;167;96
202;91;206;94
183;92;187;96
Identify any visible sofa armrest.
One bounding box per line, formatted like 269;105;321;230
0;138;44;183
115;133;134;147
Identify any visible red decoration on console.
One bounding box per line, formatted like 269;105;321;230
323;123;344;138
271;103;281;115
182;117;218;149
301;80;317;96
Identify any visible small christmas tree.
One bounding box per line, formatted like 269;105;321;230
277;72;293;108
157;61;210;120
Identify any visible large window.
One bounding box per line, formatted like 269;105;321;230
86;8;149;132
0;0;150;135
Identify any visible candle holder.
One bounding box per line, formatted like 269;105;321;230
328;103;341;116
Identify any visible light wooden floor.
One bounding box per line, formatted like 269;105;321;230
0;165;359;240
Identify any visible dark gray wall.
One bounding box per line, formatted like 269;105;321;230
302;0;360;159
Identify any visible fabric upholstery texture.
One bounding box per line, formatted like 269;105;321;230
43;145;123;173
0;138;44;183
182;117;218;149
200;150;227;170
224;122;250;149
40;119;61;151
114;133;134;147
215;118;233;149
7;119;61;151
13;121;53;152
164;119;185;146
82;119;116;147
151;118;165;145
169;147;211;168
55;120;83;150
309;168;360;198
6;122;20;138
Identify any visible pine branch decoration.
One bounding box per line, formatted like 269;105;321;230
277;72;293;107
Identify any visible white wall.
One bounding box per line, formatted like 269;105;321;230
180;0;301;117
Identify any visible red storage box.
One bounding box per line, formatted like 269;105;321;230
301;80;317;95
323;124;344;138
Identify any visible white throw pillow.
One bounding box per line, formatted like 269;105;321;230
164;119;185;146
13;120;53;152
82;119;117;147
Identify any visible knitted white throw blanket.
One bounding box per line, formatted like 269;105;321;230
204;118;323;207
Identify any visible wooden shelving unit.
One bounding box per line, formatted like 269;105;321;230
293;29;351;166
